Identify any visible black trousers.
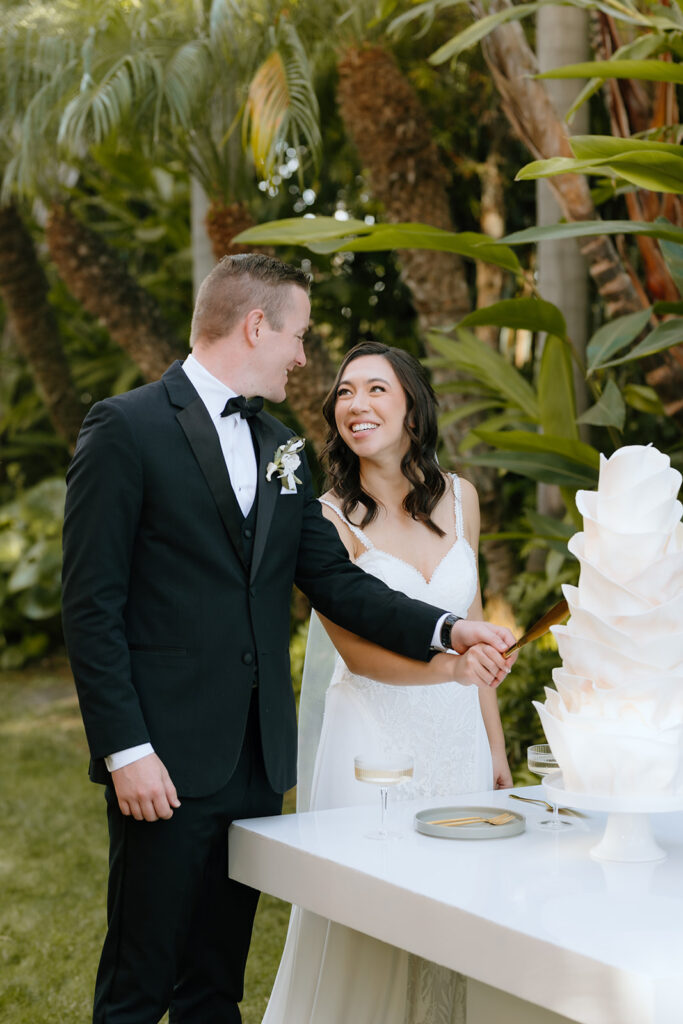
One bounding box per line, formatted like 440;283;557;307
93;692;282;1024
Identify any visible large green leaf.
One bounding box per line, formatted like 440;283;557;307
564;34;668;123
234;215;369;245
571;135;683;160
427;329;539;419
458;297;567;339
516;151;683;193
576;379;626;430
599;317;683;368
464;450;599;488
429;4;539;64
538;335;578;439
586;308;653;372
314;225;522;273
503;220;683;247
472;428;600;467
539;60;683;85
235;219;522;273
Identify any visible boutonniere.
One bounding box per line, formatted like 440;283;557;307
266;436;305;493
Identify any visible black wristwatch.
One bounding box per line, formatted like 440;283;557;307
439;613;462;651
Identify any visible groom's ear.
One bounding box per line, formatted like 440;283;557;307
244;309;266;347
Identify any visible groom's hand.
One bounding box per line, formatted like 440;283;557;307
111;753;181;822
450;619;517;663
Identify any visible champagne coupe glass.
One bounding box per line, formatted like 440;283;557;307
527;744;574;831
354;753;414;840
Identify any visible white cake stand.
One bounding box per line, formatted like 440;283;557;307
543;773;683;863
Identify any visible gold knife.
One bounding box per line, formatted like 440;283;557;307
503;597;569;658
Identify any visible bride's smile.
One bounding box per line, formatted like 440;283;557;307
334;353;409;459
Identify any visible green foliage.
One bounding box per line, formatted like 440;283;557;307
0;478;65;669
500;564;579;779
235;215;522;273
499;639;561;780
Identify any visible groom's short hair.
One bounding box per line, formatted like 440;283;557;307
190;254;310;346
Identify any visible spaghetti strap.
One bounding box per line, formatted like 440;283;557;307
319;498;374;551
450;474;465;540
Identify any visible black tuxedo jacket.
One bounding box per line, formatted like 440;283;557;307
62;362;448;797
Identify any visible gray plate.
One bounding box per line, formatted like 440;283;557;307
415;805;525;840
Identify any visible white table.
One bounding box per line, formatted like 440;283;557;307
229;786;683;1024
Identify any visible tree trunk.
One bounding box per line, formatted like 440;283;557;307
46;204;183;381
336;45;471;332
0;203;83;449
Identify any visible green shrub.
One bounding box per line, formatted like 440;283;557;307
0;478;65;668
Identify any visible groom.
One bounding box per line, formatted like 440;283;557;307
62;254;513;1024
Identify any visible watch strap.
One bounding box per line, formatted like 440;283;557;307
440;613;462;651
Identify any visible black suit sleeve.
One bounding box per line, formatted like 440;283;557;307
294;457;447;663
61;400;150;760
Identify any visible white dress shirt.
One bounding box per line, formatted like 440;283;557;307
105;356;449;772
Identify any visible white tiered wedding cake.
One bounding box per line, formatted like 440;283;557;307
534;444;683;796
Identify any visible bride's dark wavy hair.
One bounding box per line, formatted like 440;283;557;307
321;341;446;536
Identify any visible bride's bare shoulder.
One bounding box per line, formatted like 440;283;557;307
456;476;479;511
318;491;361;559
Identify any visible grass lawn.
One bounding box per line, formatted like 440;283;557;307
0;659;293;1024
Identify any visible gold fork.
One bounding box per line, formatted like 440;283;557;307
509;793;586;817
427;812;516;827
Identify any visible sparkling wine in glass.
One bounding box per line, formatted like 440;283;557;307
527;744;573;831
354;754;414;840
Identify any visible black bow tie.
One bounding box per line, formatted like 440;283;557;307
220;395;264;420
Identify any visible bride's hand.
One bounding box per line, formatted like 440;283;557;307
492;748;513;789
436;643;512;689
450;619;518;666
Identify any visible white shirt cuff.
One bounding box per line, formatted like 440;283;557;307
105;743;155;773
431;614;450;652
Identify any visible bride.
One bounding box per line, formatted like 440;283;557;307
264;341;516;1024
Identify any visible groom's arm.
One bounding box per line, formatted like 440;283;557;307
294;459;448;662
62;400;151;760
63;401;180;820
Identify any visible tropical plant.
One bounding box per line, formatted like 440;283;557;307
0;477;66;669
0;203;84;448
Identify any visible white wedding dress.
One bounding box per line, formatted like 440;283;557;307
263;474;493;1024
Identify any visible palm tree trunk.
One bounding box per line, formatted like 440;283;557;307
46;204;183;381
0;203;83;449
336;45;471;332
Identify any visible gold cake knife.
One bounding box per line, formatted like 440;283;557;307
503;597;569;658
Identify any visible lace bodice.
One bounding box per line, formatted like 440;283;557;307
317;474;489;801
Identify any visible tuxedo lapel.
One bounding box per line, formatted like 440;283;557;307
249;415;281;582
164;363;247;570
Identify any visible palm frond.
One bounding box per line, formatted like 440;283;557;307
242;17;321;181
161;38;214;134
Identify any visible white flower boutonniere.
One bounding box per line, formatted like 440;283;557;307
266;436;305;493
